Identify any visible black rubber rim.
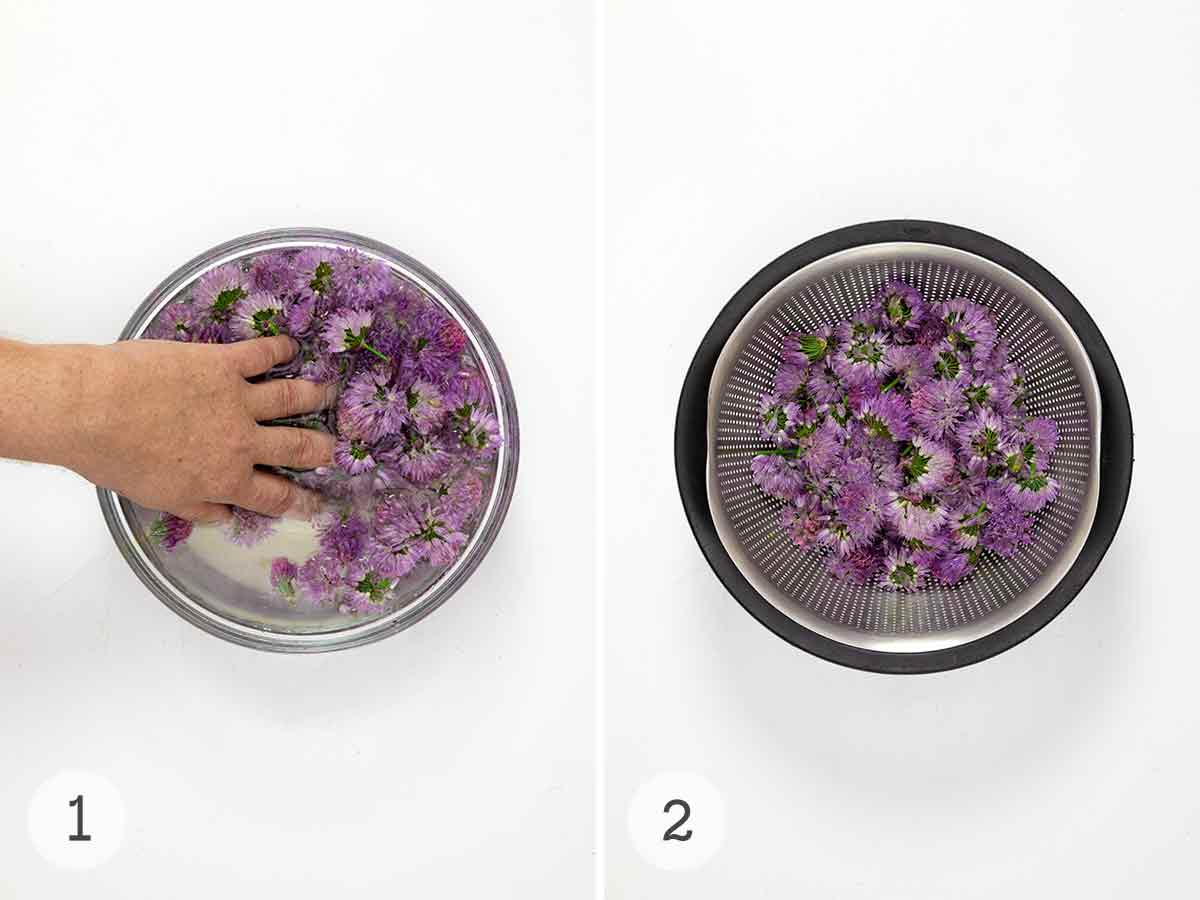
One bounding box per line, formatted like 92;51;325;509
674;220;1134;674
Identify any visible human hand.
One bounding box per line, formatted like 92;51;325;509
62;336;336;523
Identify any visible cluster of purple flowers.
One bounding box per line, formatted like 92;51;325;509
751;280;1059;591
146;247;501;614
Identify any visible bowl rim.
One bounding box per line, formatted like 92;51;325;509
98;226;520;653
674;219;1134;674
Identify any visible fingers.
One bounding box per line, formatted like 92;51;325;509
246;378;337;421
231;471;323;519
253;424;335;470
228;335;299;377
169;502;232;524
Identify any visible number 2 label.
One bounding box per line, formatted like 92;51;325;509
662;799;692;842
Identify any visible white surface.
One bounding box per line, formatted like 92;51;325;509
604;1;1197;897
0;1;593;896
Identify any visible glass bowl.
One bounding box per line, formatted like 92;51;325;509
98;227;519;652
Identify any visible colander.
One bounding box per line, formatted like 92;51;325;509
675;221;1133;673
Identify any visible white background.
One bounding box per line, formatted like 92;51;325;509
0;1;593;896
4;0;1200;896
605;0;1198;897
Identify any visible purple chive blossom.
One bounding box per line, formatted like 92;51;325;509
751;455;807;502
936;298;997;358
885;492;948;540
445;370;492;417
142;245;501;613
297;550;343;604
149;302;198;341
294;248;338;298
748;277;1059;591
343;560;395;608
285;293;317;337
882;344;932;392
331;250;394;308
314;511;370;564
149;513;193;551
880;550;929;591
760;395;801;445
250;252;297;294
333;438;377;475
780;496;825;551
831;325;893;384
270;557;299;598
858;393;912;442
405;379;445;434
910;378;967;439
828;546;882;584
957;408;1007;462
338;371;408;441
390;436;454;484
836;479;887;544
231;291;288;339
193;263;250;324
225;506;276;547
877;280;926;334
323;308;389;362
1007;466;1060;512
932;550;973;585
903;435;954;491
458;409;501;456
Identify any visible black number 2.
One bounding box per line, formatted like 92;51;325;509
662;798;692;842
68;794;92;842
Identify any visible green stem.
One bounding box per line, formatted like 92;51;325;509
362;342;390;363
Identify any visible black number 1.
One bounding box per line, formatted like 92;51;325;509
68;794;91;842
662;798;692;842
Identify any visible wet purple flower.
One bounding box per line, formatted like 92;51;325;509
957;408;1007;462
323;308;389;363
250;252;297;294
389;436;454;484
401;306;460;383
902;435;954;491
149;513;193;551
751;455;806;502
297;550;343;604
338;370;408;442
406;379;445;434
316;511;369;563
836;479;887;543
879;549;929;591
780;495;825;551
270;557;299;598
331;250;394;308
334;438;377;475
457;409;501;456
877;280;927;335
231;291;287;339
831;326;892;384
148;302;198;341
858;393;912;442
932;550;973;585
910;378;967;439
225;506;276;547
936;298;996;358
294;248;338;298
827;546;882;584
193;263;250;325
885;492;948;541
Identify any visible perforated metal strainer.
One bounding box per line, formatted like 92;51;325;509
676;221;1133;673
